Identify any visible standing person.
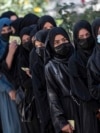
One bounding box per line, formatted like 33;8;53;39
0;18;22;133
18;26;40;133
68;20;99;133
87;18;100;121
30;29;55;133
37;15;56;30
45;27;80;133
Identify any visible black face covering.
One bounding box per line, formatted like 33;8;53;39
22;41;33;51
54;42;72;58
1;31;12;41
36;47;45;58
78;36;95;50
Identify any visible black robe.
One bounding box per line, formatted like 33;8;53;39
68;49;100;133
45;57;80;133
18;46;40;133
87;44;100;101
30;48;54;133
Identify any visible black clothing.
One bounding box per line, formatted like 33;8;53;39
1;11;18;19
45;59;80;133
92;18;100;38
20;13;39;30
37;15;56;30
45;27;79;133
68;20;99;133
20;26;32;39
11;18;23;36
30;29;54;133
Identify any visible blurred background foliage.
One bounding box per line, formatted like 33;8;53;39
0;0;100;38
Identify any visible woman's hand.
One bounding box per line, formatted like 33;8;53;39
8;90;16;100
8;41;18;56
62;124;74;133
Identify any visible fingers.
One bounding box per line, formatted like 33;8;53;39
8;90;16;100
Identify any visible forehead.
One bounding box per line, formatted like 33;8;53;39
78;28;90;36
54;34;66;40
22;35;30;40
2;25;10;30
43;22;53;27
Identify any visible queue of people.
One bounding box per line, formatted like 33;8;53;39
0;10;100;133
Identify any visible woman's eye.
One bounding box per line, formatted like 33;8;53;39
54;40;60;45
62;38;67;42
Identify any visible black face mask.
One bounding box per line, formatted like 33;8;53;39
78;36;95;50
1;32;12;41
54;42;72;58
36;47;45;58
23;41;33;51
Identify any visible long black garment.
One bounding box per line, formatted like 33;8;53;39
87;45;100;101
45;58;80;133
18;47;40;133
68;51;99;133
30;30;55;133
45;27;80;133
30;50;54;133
68;20;99;133
87;18;100;101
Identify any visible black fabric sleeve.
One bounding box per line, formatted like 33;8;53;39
45;64;68;133
88;69;100;101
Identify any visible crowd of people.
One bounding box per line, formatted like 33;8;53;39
0;10;100;133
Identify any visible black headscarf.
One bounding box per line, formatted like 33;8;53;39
34;29;49;44
1;11;18;19
73;20;95;66
45;27;73;64
30;25;38;38
20;26;32;39
20;13;39;30
73;20;92;48
10;17;23;36
20;26;33;52
92;17;100;39
37;15;56;30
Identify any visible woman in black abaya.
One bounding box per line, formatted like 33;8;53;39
45;27;80;133
18;26;40;133
30;29;55;133
87;18;100;120
68;20;99;133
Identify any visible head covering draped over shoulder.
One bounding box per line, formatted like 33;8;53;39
88;18;100;75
